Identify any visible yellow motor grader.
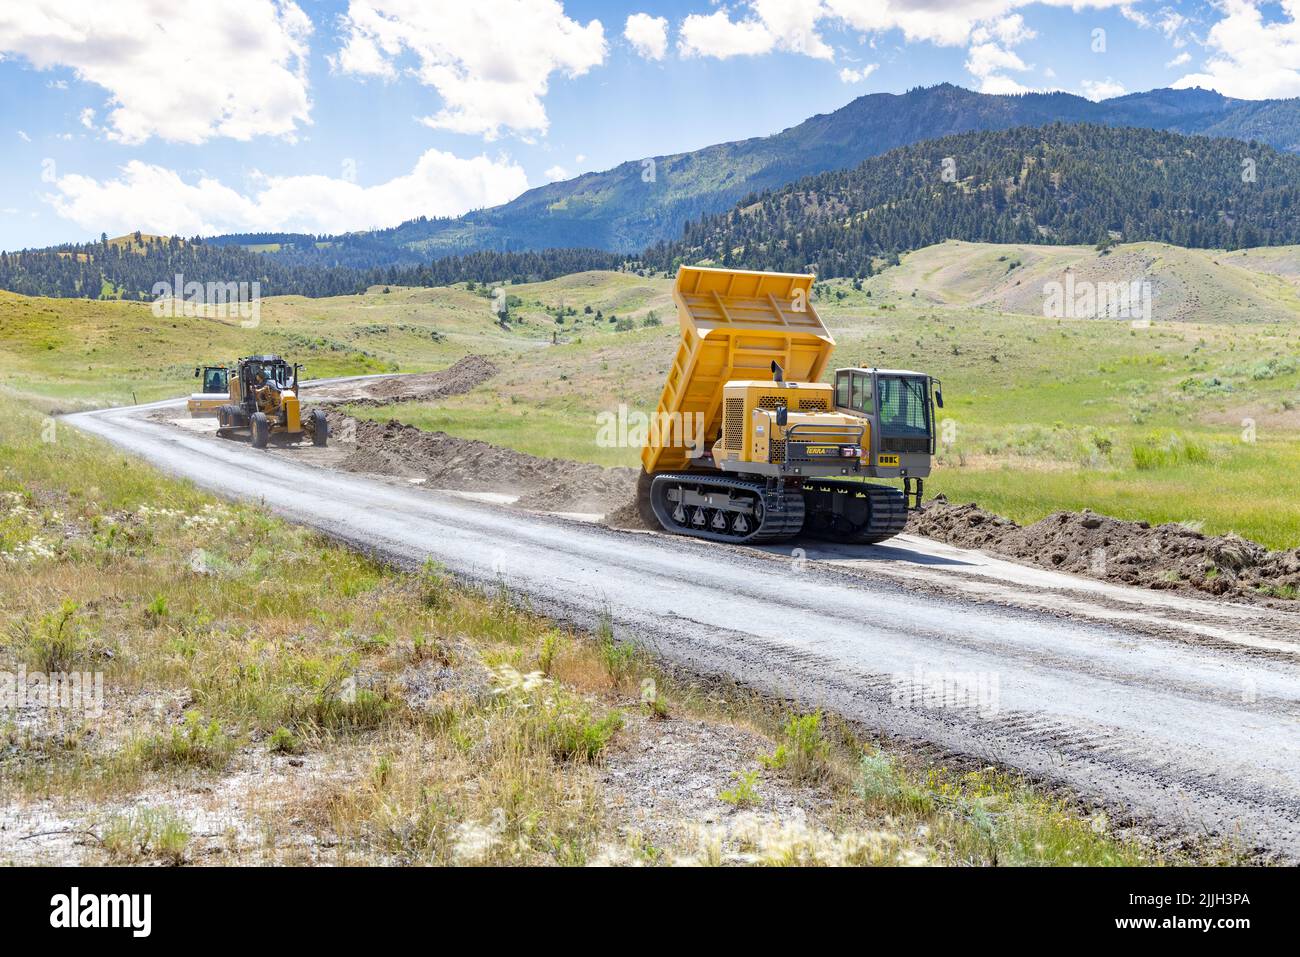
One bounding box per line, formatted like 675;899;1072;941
635;266;943;545
216;355;327;449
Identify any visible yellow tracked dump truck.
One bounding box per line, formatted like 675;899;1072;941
216;355;327;449
635;266;943;545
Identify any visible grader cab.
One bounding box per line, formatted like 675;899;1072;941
635;266;942;545
216;355;327;449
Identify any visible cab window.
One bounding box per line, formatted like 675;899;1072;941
835;371;851;409
836;371;872;414
850;373;871;413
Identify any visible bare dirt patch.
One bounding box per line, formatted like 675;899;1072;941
309;355;499;406
327;412;638;515
907;495;1300;602
600;712;833;853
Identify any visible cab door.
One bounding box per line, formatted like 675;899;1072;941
834;369;879;464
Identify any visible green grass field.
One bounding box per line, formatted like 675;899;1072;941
5;240;1300;547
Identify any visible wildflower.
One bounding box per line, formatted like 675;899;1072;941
451;808;507;863
490;664;553;697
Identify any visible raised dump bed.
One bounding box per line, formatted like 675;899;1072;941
641;266;834;473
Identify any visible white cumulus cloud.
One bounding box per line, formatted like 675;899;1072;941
971;13;1035;47
677;1;1134;56
333;0;606;140
680;0;833;60
838;64;878;83
1080;77;1125;101
963;14;1034;95
0;0;313;145
1173;0;1300;99
44;150;528;237
825;0;1049;47
625;13;669;60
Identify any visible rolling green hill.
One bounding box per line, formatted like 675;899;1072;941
863;240;1300;323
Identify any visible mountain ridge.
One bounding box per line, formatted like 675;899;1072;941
208;83;1300;267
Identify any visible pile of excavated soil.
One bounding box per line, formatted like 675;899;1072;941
907;495;1300;601
328;412;638;514
310;355;498;406
604;497;649;531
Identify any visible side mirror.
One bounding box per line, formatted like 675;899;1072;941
776;406;788;427
194;367;201;377
935;390;944;409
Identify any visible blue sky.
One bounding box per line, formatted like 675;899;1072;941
1;0;1296;250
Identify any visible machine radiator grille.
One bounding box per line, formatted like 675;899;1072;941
798;398;828;412
758;395;787;411
723;397;744;451
881;435;931;453
770;439;786;464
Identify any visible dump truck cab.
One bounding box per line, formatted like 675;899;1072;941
832;367;943;505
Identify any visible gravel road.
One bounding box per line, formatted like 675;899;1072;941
66;391;1300;860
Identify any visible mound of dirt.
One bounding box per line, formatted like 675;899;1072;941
907;495;1300;601
604;496;649;531
328;412;638;514
310;355;498;406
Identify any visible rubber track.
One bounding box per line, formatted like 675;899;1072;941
801;480;908;544
650;473;805;545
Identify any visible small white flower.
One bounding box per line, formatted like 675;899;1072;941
490;664;553;696
451;808;507;863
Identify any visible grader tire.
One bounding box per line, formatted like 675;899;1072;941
216;404;234;435
251;412;270;449
310;409;328;447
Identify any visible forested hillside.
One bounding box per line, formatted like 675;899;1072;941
0;233;627;300
8;123;1300;300
643;124;1300;277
